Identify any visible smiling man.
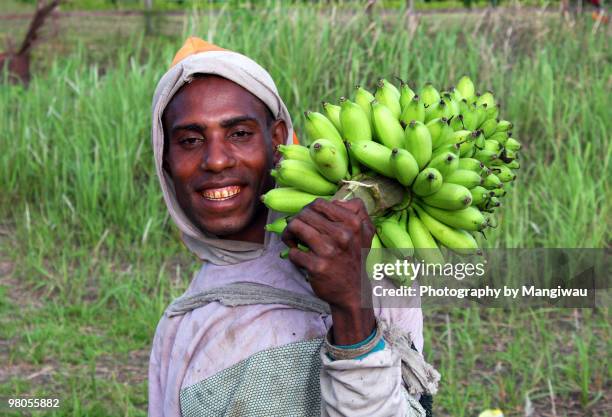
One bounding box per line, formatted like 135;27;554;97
148;37;438;417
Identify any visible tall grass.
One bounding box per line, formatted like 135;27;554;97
0;4;610;416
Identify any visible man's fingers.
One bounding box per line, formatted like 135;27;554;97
289;248;325;276
284;217;336;257
298;206;344;235
308;198;355;223
309;199;364;236
333;198;370;223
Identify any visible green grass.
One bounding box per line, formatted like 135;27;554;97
1;4;610;417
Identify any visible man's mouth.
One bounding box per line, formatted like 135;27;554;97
201;185;243;201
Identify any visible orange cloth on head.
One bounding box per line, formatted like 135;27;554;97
171;37;226;68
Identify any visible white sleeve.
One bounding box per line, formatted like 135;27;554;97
319;345;426;417
147;324;165;417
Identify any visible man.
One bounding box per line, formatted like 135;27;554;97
148;37;438;417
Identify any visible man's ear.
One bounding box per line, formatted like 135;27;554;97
270;119;288;165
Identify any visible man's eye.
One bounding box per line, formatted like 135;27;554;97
230;130;253;139
180;137;201;146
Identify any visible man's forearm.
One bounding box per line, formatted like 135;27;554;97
329;306;376;345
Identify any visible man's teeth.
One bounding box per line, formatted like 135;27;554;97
202;186;242;200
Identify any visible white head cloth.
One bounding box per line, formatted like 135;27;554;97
151;46;294;265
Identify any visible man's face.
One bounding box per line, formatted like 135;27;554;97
162;75;286;241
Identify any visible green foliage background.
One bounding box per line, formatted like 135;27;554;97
0;3;610;416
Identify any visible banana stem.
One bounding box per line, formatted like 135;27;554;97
332;174;406;216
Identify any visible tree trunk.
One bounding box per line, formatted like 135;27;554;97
143;0;153;36
365;0;376;22
406;0;415;15
0;0;60;85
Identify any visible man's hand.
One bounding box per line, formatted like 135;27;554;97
281;198;377;345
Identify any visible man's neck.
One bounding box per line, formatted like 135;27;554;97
221;207;268;244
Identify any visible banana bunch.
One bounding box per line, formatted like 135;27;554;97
261;76;521;283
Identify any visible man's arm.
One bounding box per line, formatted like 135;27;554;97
281;198;376;344
281;198;426;416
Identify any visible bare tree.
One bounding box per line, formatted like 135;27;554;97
143;0;154;35
406;0;415;15
365;0;376;21
0;0;60;84
560;0;571;19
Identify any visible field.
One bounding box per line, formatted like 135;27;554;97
0;2;610;416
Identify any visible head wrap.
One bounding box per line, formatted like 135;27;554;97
151;37;294;265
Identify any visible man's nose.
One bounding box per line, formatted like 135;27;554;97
201;137;236;172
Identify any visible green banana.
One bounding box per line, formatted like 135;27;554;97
304;111;343;146
462;104;480;130
382;78;401;98
444;169;483;188
448;86;464;102
407;208;445;266
505;137;521;151
487;196;501;209
277;144;312;164
491;187;507;197
496;120;513;132
413;204;479;253
427;151;459;177
458;157;485;172
412;168;443;197
493;165;516;182
442;93;461;118
473;149;499;165
265;216;288;234
484;104;500;121
348;140;394;178
431;142;461;159
506;160;520;169
456;76;475;102
261;187;326;214
365;233;384;280
399;82;416;110
489;131;509;146
372;100;405;149
484;139;501;153
340;97;372;143
448;129;472;146
421;183;472;210
390;148;420;186
309;138;349;182
276;159;338;195
480;118;498;138
459;140;475;158
483;173;503;189
427;117;454;149
476;91;496;109
355;85;375;125
404;120;432;169
420;82;441;107
449;114;465;131
469;186;491;206
473;130;486;150
400;95;426;125
377;215;414;258
425;100;451;123
375;79;401;119
421;204;487;231
504;149;518;160
270;169;290;187
322;102;342;132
